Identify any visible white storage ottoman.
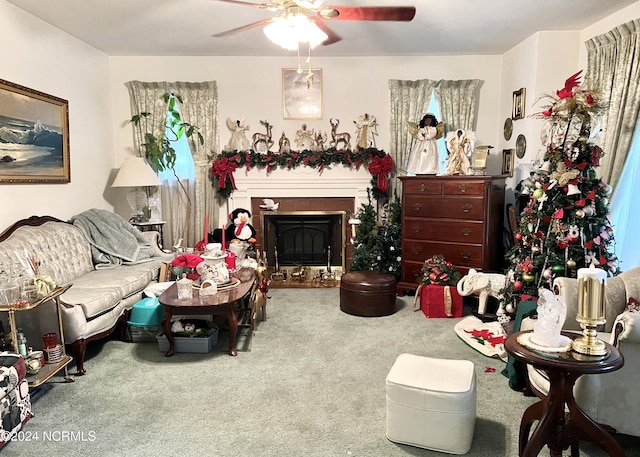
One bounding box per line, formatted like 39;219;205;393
385;354;476;454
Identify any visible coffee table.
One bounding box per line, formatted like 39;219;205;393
158;272;255;357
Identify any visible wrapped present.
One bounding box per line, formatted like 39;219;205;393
413;284;463;318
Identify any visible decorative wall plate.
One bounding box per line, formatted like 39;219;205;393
503;118;513;141
515;134;527;158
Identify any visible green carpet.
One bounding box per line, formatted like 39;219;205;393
8;288;640;457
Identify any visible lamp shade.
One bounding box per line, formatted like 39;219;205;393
112;157;161;187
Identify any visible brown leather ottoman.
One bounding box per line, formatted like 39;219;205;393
340;271;397;316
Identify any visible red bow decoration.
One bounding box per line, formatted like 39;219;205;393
258;277;271;299
211;157;238;190
367;155;393;192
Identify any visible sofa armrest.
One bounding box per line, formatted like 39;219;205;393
141;230;167;257
611;311;640;346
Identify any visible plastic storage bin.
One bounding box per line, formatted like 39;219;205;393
128;297;164;327
156;328;219;353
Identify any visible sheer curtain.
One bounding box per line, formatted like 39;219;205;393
388;79;435;193
171;81;219;247
126;81;219;248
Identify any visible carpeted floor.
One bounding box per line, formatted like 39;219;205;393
7;288;640;457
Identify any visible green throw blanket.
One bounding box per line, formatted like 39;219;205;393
72;208;154;269
501;300;539;391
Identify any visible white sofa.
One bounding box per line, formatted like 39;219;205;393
0;215;168;375
524;266;640;437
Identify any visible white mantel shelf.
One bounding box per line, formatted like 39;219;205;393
220;166;372;219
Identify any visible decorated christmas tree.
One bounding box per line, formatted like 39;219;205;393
350;191;402;279
501;71;619;311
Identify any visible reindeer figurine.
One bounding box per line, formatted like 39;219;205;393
329;118;351;150
251;251;270;330
252;120;274;153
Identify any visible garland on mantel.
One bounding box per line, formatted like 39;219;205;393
210;148;393;200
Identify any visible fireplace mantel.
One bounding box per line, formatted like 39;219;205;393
219;166;372;220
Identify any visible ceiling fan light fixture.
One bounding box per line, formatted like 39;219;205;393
263;12;328;50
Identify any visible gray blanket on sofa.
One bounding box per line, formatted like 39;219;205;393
71;208;155;269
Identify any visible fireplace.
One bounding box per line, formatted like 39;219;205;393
261;211;346;271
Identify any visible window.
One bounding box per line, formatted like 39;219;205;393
610;117;640;271
426;92;448;175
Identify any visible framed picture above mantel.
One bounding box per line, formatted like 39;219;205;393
282;68;323;120
0;79;70;184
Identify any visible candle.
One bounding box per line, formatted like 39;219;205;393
577;267;607;321
204;213;209;244
221;225;226;249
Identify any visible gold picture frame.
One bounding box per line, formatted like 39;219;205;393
502;149;515;176
512;88;526;120
0;79;70;183
282;68;322;120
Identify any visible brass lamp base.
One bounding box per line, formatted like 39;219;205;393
571;324;608;356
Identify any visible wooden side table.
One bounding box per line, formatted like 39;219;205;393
131;220;166;249
505;330;625;457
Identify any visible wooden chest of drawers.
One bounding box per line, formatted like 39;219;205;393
397;175;506;295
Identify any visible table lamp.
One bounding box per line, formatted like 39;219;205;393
111;157;161;222
572;266;608;356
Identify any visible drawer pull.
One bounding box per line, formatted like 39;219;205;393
412;268;422;278
419;184;426;192
412;246;423;255
462;228;473;236
461;203;472;212
460;251;471;260
413;202;423;211
458;184;468;193
412;225;423;233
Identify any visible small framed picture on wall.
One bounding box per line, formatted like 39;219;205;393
502;149;515;176
512;88;526;120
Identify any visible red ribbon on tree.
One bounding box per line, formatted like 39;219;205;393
367;155;393;192
211;157;238;190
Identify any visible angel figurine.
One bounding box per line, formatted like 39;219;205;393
315;131;328;151
295;124;316;151
354;113;377;149
445;129;475;176
405;113;442;175
224;117;250;152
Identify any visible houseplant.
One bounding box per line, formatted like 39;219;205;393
129;92;204;242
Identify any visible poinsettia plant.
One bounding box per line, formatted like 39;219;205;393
420;255;461;286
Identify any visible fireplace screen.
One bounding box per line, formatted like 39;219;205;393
262;212;345;268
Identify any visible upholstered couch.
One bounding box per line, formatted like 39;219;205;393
0;215;169;375
0;353;32;449
524;266;640;437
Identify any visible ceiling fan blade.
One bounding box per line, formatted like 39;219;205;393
318;6;416;21
212;18;274;37
310;17;342;46
212;0;279;10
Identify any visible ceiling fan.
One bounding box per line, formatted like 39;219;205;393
212;0;416;46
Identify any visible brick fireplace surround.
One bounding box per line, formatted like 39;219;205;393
219;166;373;270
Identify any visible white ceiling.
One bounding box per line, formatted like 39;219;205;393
7;0;638;57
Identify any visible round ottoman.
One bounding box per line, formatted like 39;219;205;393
340;271;397;316
386;354;476;454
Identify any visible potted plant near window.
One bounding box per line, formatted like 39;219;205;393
129;92;204;243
